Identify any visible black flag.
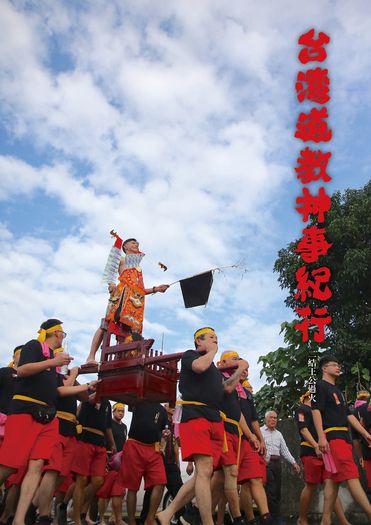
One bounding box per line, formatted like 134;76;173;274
179;271;213;308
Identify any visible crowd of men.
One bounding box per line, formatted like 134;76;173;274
0;321;370;525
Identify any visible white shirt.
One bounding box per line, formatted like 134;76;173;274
260;424;296;465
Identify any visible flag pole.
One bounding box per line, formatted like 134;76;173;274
168;264;240;286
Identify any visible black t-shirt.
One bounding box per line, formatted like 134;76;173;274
10;339;58;415
239;389;259;434
56;374;78;437
220;389;241;436
111;419;128;451
295;404;318;456
128;402;167;444
179;350;224;423
0;367;17;414
78;400;112;447
311;379;350;442
355;403;371;459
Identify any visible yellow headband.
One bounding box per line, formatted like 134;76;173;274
194;327;216;340
8;347;23;367
357;390;370;399
37;324;63;342
220;350;239;361
113;403;125;411
300;391;311;404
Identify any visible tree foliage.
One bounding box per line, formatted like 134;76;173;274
255;181;371;418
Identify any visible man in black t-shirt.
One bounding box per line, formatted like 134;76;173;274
112;402;167;525
312;354;371;525
0;345;22;418
295;391;350;525
157;327;248;525
0;319;73;525
111;402;128;451
72;398;116;525
354;399;371;499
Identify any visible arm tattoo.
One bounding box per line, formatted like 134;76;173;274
223;369;241;386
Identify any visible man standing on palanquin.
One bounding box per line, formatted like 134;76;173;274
87;237;169;362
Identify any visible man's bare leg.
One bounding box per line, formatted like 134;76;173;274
13;459;44;525
240;483;254;521
249;477;270;517
346;478;371;519
222;464;241;519
333;497;351;525
144;484;164;525
86;328;104;362
73;475;88;525
0;465;16;486
0;484;20;523
321;479;339;525
157;477;196;524
193;455;214;525
37;469;59;517
126;490;137;525
111;495;128;525
297;482;316;525
216;493;227;525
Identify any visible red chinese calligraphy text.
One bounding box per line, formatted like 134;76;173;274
295;226;332;263
295;266;332;302
298;29;330;64
296;187;331;222
295;107;332;143
296;68;330;104
295;148;332;184
295;306;332;342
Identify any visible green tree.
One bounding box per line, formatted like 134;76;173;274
255;181;370;417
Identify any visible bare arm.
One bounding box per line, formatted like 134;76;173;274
105;428;117;453
300;427;320;455
223;360;248;393
252;420;266;455
312;409;329;453
17;353;72;378
62;366;80;386
348;414;371;445
191;351;217;374
239;414;260;450
58;380;98;398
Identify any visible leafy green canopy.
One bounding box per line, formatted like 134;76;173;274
255;181;370;418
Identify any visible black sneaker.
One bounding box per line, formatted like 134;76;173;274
57;503;67;525
35;516;52;525
25;504;38;525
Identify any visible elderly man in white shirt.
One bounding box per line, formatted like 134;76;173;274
261;411;300;525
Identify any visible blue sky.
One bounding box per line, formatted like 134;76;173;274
1;0;371;404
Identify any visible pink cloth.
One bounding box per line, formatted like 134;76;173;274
222;371;247;399
323;450;337;473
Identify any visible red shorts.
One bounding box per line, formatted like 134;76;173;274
364;458;371;489
57;473;75;493
219;432;239;467
324;439;359;483
180;418;224;469
5;466;27;489
45;435;77;477
0;414;59;470
71;441;107;478
301;455;325;484
118;439;166;491
96;470;126;498
238;439;266;484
